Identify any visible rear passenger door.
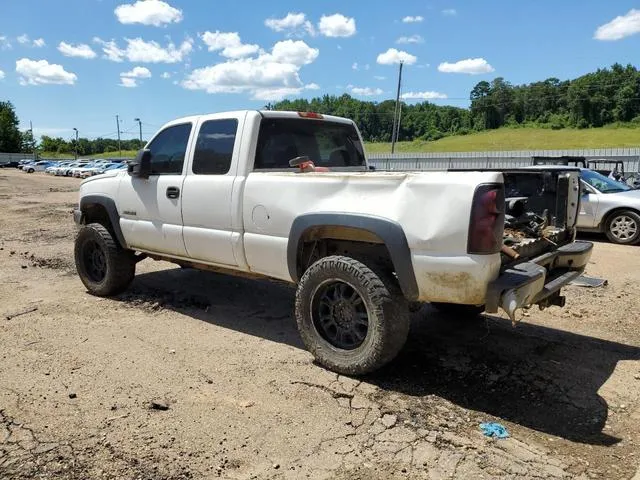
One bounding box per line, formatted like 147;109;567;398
181;113;245;267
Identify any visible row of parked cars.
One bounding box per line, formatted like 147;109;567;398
15;159;127;178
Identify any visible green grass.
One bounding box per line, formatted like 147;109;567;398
365;125;640;153
39;150;138;159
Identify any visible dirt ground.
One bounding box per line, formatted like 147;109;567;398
1;168;639;480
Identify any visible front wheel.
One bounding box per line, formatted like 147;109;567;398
27;168;34;173
295;256;410;375
605;210;640;245
74;223;136;296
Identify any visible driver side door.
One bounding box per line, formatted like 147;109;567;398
118;122;194;257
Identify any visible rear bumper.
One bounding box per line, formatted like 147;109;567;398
486;240;593;320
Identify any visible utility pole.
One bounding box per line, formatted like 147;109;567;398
116;115;121;158
134;117;143;145
73;127;78;160
29;121;36;159
391;61;404;154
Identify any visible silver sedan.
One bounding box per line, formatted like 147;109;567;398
578;169;640;245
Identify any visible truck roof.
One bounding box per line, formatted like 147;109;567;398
161;110;354;130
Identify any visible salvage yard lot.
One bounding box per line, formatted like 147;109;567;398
1;169;639;479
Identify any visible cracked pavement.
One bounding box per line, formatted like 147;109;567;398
1;169;640;479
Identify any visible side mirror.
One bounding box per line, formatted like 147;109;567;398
128;149;151;178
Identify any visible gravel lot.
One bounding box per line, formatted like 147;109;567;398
1;168;639;479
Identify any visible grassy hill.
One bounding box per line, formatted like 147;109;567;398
365;125;640;154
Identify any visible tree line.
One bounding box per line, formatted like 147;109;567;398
2;63;639;153
0;101;144;155
271;63;640;142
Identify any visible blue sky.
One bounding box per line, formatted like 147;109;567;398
1;0;639;141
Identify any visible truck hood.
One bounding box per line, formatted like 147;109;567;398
80;168;124;185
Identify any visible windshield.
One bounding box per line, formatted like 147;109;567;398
582;169;631;194
254;118;366;170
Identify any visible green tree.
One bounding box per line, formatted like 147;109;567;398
0;101;22;152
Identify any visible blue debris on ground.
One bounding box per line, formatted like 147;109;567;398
480;422;510;439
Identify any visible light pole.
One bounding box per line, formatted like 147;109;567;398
73;127;78;160
134;118;143;145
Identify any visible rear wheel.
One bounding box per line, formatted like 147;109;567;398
605;210;640;245
295;256;410;375
75;223;136;296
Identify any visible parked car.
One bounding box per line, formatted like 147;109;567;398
73;110;592;375
23;161;56;173
47;162;71;175
578;168;640;244
0;161;20;168
60;162;89;177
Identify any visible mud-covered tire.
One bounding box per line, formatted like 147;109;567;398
74;223;136;296
431;302;485;319
295;255;410;375
604;210;640;245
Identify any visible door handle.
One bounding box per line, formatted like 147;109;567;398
166;186;180;199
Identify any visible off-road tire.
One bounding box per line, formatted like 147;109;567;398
605;210;640;245
75;223;136;296
431;302;485;319
295;255;410;375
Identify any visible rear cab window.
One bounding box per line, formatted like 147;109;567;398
192;119;238;175
254;117;366;170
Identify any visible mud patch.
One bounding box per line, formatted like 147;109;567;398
19;252;74;271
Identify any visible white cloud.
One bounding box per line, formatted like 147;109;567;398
200;31;259;59
318;14;356;38
305;82;320;90
402;91;447;100
119;66;152;87
182;39;319;100
0;36;11;50
265;12;315;36
594;9;640;41
16;58;77;86
350;86;383;96
161;71;171;79
352;62;358;70
270;39;319;65
442;9;457;16
438;57;494;74
376;48;417;65
402;16;423;23
0;70;5;80
94;37;193;63
58;42;97;59
396;35;424;44
119;77;137;88
16;34;45;47
114;0;182;26
374;75;385;80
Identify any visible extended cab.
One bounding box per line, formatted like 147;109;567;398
73;111;593;375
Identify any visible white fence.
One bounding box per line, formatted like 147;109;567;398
367;148;640;172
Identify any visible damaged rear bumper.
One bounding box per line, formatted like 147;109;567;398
485;240;593;320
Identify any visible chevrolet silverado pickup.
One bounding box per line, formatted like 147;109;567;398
73;110;593;375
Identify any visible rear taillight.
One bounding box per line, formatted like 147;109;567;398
467;184;505;254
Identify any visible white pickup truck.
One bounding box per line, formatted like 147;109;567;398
73;110;593;374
